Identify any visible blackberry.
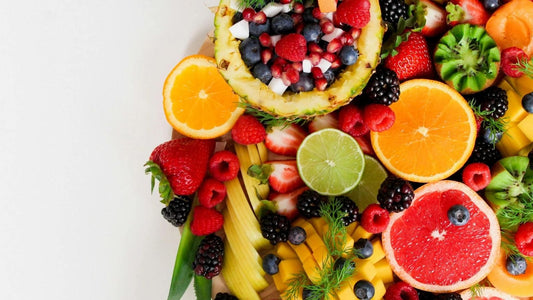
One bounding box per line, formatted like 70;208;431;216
260;212;290;245
417;289;435;300
469;139;502;166
379;0;408;28
476;86;508;119
363;66;400;106
336;196;359;226
297;190;324;218
161;195;192;227
377;176;414;213
435;293;462;300
214;293;238;300
192;234;224;279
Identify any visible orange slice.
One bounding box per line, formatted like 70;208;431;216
371;79;476;182
163;55;244;139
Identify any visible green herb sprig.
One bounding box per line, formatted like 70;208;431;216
514;56;533;78
497;191;533;232
469;99;508;145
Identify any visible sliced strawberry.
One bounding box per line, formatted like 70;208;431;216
354;134;375;156
268;186;309;220
446;0;489;26
265;124;307;156
266;160;305;193
308;112;339;133
419;0;447;37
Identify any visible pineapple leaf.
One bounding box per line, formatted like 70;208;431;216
238;102;309;128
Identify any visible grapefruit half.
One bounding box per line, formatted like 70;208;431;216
382;180;500;293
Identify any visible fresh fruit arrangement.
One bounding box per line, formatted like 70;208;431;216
145;0;533;299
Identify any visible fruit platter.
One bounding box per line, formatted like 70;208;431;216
144;0;533;299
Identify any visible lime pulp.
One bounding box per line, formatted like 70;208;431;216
344;155;388;210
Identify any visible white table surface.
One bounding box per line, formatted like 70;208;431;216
0;0;219;299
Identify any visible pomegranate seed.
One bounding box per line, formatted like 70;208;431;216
295;23;304;34
311;67;324;79
280;0;292;4
259;33;272;47
308;42;324;54
312;7;323;19
242;8;255;21
253;11;267;24
293;2;304;13
261;48;273;64
331;57;342;69
309;52;322;65
292;13;303;25
315;78;328;91
321;20;335;34
349;28;361;40
285;68;300;84
322;52;337;62
342;32;354;46
281;73;292;86
283;63;293;72
271;64;282;78
292;62;303;72
327;38;343;53
273;57;288;66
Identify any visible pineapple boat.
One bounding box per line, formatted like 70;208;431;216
214;0;384;119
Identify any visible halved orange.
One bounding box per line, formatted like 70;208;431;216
163;55;244;139
371;79;476;182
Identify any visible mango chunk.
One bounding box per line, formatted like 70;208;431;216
374;259;394;284
276;242;298;260
518;114;533;141
497;124;531;157
370;278;386;300
290;241;313;263
352;225;373;241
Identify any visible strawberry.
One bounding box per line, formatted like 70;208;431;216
190;206;224;236
275;33;307;62
268;186;309;220
446;0;489;26
145;138;215;203
265;124;307;156
384;31;434;81
354;134;375;156
266;160;305;193
231;114;266;145
308;112;339;133
335;0;371;29
419;0;447;37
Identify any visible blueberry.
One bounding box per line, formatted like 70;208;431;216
252;63;272;84
339;46;359;66
479;125;503;144
232;11;243;24
506;254;527;275
333;257;355;273
290;73;314;92
323;69;336;85
447;205;470;226
303;7;318;23
271;13;294;35
483;0;501;11
249;19;271;37
522;92;533;113
353;280;375;300
302;23;322;42
302;287;314;300
288;226;307;245
353;238;374;259
262;253;280;275
239;37;261;67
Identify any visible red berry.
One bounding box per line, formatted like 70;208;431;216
384;281;418;300
384;31;434;81
280;0;291;3
190;206;224;236
259;33;272;47
261;48;273;64
209;150;240;182
501;47;529;78
292;13;303;25
315;78;328;91
308;42;324;54
253;11;267;24
293;3;304;13
339;104;369;137
275;33;308;62
363;104;396;132
309;52;322;65
273;57;288;67
461;162;491;191
360;204;390;234
515;222;533;257
330;57;342;69
284;68;300;84
341;32;354;45
295;22;305;34
292;62;303;72
242;8;255;21
320;20;335;34
198;178;227;208
322;52;336;62
231;114;266;145
311;67;324;79
336;0;371;28
312;7;323;19
271;64;283;78
327;38;343;53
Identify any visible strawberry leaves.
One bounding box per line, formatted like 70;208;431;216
144;161;174;205
380;2;425;59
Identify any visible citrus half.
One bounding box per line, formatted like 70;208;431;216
344;155;388;210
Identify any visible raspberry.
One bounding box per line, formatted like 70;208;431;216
209;150;240;182
384;281;419;300
515;222;533;256
336;0;371;28
501;47;529;78
339;104;369;137
363;104;395;132
190;206;224;236
461;162;491;191
198;178;227;208
275;33;307;62
360;204;390;234
231;114;266;145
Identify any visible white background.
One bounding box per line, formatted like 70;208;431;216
0;0;219;299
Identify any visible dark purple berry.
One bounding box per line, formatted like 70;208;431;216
447;205;470;226
288;226;307;245
262;253;281;275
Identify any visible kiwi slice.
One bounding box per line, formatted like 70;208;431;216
434;24;500;94
485;156;530;207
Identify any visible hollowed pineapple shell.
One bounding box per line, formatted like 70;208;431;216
214;0;385;119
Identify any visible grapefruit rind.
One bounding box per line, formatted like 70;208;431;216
459;287;519;300
382;180;501;293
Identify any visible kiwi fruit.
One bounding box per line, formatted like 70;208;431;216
434;24;500;94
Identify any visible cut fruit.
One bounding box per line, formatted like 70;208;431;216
460;287;519;300
487;247;533;298
297;128;365;196
344;155;388;210
382;180;500;293
163;55;244;139
371;79;477;183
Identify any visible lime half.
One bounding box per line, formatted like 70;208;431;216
296;128;365;195
344;155;388;210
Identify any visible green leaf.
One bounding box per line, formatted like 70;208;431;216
144;160;175;205
193;274;212;300
247;164;273;184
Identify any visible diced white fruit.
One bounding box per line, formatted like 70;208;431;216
325;12;334;20
322;28;344;42
271;35;282;46
302;59;312;73
282;3;292;13
229;19;249;40
268;77;289;95
317;59;332;72
262;2;284;17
